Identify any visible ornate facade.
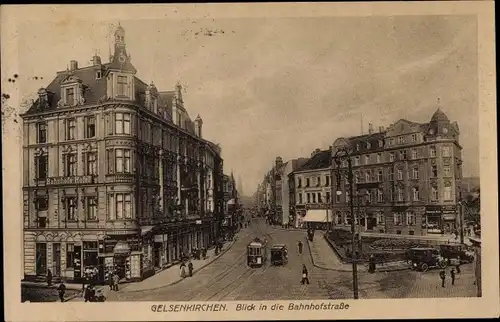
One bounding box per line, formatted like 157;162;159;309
21;24;224;282
332;109;463;236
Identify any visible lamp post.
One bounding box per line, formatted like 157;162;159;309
333;147;359;300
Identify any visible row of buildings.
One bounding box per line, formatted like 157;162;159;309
256;109;478;237
21;24;239;282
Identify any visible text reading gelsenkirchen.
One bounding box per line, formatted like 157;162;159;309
151;302;349;313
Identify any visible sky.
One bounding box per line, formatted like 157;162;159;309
9;12;479;196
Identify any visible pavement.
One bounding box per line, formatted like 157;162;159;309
306;230;410;273
360;231;475;246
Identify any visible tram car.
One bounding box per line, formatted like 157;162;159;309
247;237;268;267
270;244;288;266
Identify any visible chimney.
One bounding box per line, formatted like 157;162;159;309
368;123;374;135
379;126;385;133
69;60;78;71
92;55;102;66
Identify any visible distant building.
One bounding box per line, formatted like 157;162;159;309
332;109;463;236
281;158;309;227
292;148;333;229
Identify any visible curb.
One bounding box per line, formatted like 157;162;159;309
306;237;353;273
269;226;306;233
120;238;238;293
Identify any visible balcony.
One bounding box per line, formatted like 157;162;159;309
105;173;135;184
45;175;95;186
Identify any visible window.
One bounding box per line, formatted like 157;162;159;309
365;155;370;164
115;149;131;173
431;186;438;201
377;212;385;224
86;197;98;220
36;155;48;179
36;197;49;211
85;116;96;138
376;153;382;163
65;153;77;176
389;168;394;181
297;178;302;188
398;136;405;144
389;153;395;162
86;152;97;175
444;183;452;201
443;165;451;177
66;119;76;140
412;149;418;159
430;146;436;157
356;144;360;151
312;193;316;203
354;156;360;166
390;186;395;201
298;193;303;204
411;134;418;142
115;113;131;134
37;123;47;143
113;193;132;220
378;140;384;148
318;193;322;203
336;212;343;225
316;176;321;187
66;244;75;268
442;146;450;157
66;88;75;105
397;187;404;201
335;192;341;203
354;172;360;183
117;75;128;96
306;193;311;203
389;138;394;145
412;187;420;201
325;176;330;186
412;167;419;179
366;142;371;149
326;191;331;203
96;71;102;79
365;171;371;183
377;189;383;202
400;150;407;160
377;170;383;182
306;178;310;187
406;212;416;225
346;191;350;203
431;165;438;177
393;213;403;225
397;169;403;180
66;197;77;221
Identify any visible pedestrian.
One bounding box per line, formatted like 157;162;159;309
84;285;92;302
113;272;119;291
180;262;187;279
456;262;461;274
450;268;456;286
439;269;446;288
106;270;113;291
368;254;376;273
298;241;303;255
301;264;310;285
47;269;53;287
188;261;194;277
57;282;66;302
202;248;207;260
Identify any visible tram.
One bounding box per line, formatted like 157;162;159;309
247;237;268;267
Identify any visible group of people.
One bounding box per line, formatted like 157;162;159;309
189;247;208;260
105;269;121;292
439;265;461;288
180;261;195;278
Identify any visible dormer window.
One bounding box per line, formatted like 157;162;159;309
66;88;75;105
117;75;128;96
96;71;102;79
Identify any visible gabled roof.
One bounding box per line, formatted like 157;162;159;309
295;149;331;172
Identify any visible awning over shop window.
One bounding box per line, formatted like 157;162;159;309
141;225;154;236
113;241;131;255
302;209;333;222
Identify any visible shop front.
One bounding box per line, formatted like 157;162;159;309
442;205;457;232
424;205;443;234
101;234;143;282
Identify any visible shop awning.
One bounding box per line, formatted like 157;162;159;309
141;225;154;236
113;241;131;254
302;209;333;222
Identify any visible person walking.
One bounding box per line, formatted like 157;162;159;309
180;262;187;279
450;268;456;286
84;285;92;302
106;270;113;291
112;272;119;291
47;269;53;287
297;241;303;255
439;269;446;288
57;282;66;302
455;262;461;274
301;264;310;285
188;261;194;277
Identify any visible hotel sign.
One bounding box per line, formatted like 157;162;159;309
46;176;94;186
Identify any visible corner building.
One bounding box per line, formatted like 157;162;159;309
21;24;224;282
332;109;463;236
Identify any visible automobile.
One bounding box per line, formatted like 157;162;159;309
270;244;288;266
439;244;475;264
406;247;448;272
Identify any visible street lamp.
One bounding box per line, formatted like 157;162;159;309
332;147;359;300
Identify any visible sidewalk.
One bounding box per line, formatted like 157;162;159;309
360;231;474;246
307;231;409;273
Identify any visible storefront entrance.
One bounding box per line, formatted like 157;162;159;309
366;214;377;230
35;243;47;276
153;242;161;268
113;255;127;279
52;243;61;276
